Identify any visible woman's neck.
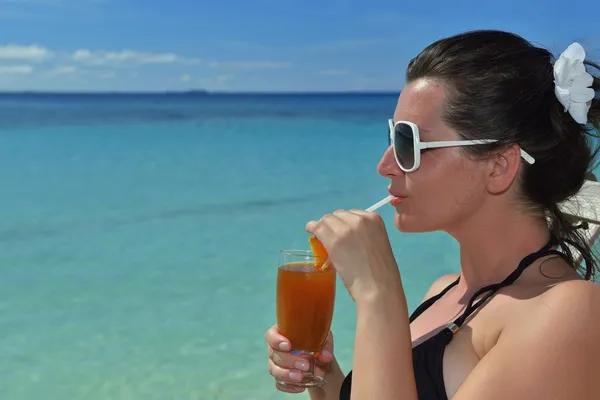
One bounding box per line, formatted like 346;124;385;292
449;203;551;293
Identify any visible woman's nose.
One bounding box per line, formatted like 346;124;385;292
377;146;403;178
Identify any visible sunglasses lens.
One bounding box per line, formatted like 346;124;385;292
394;123;415;170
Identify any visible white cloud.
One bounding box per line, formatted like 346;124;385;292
0;65;34;74
71;49;204;66
40;65;117;80
198;74;233;85
0;42;298;91
47;65;77;75
97;71;115;79
0;45;52;60
72;49;186;65
0;43;290;75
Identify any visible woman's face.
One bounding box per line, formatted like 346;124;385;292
377;79;491;234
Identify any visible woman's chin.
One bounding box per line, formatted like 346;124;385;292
393;210;433;233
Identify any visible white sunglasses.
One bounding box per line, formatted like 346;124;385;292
388;119;536;172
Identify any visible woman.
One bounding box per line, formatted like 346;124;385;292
265;30;600;399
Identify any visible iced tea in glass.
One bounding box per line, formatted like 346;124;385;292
276;250;336;387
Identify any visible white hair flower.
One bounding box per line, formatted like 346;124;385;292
553;42;595;124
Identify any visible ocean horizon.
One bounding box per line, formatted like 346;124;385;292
0;92;597;400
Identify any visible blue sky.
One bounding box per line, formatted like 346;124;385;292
0;0;598;92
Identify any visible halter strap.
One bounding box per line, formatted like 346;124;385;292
409;276;460;323
452;239;560;329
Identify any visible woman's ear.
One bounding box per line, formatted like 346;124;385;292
486;143;522;195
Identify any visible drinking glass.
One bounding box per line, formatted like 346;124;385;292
276;250;336;387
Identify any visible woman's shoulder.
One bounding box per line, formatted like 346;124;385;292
446;279;600;399
536;278;600;314
422;273;460;301
506;278;600;341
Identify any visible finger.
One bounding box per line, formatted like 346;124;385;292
317;213;348;236
268;358;305;384
333;209;363;227
315;335;335;377
317;348;334;364
317;331;334;364
314;364;330;379
305;219;319;234
269;349;313;372
349;208;371;217
265;325;291;352
350;208;383;223
326;330;334;347
305;214;339;236
275;381;306;394
333;208;360;219
323;210;348;224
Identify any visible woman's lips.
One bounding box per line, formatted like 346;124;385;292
388;187;407;206
390;196;405;206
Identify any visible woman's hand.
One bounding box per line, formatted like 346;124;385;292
306;209;401;303
265;325;335;394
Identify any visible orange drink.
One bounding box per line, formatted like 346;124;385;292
276;250;336;387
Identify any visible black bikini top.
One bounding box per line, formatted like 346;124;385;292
339;239;564;400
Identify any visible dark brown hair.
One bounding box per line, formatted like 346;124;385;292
406;30;600;279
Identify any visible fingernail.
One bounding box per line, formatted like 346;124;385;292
294;360;309;371
279;342;290;351
289;371;302;381
321;350;332;357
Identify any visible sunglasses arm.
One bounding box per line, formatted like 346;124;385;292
419;140;535;164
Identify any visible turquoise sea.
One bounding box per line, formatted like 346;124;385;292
0;93;594;400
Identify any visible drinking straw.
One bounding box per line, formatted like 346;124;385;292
319;195;394;271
